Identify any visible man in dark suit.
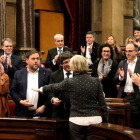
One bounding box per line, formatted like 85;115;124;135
11;50;52;117
45;34;73;72
78;31;100;69
48;51;73;119
0;38;23;89
114;42;140;129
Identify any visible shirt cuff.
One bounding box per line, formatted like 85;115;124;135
51;97;55;104
40;87;43;92
52;59;56;65
119;75;124;81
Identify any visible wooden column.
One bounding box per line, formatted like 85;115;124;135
0;0;6;49
16;0;35;49
102;0;123;45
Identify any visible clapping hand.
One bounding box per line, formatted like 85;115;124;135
128;69;133;77
131;73;140;87
99;74;104;81
119;68;124;79
81;46;85;54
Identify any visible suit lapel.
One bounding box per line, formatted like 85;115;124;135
84;44;87;57
11;54;15;65
38;67;45;88
123;60;128;80
23;68;27;99
134;59;140;73
59;69;64;81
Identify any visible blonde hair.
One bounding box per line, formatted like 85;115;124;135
70;55;89;74
105;35;116;48
125;36;136;45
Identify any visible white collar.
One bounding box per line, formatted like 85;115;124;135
4;53;12;57
87;42;93;47
127;57;137;64
57;47;63;51
27;67;39;74
63;69;73;75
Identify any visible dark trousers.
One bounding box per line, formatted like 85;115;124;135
69;121;92;140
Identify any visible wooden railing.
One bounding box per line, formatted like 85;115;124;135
90;123;140;140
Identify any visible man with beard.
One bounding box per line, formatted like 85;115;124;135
11;50;52;117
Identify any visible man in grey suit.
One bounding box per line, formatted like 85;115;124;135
114;42;140;129
45;34;73;72
49;51;73;119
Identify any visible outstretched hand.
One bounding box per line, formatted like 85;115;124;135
32;88;43;93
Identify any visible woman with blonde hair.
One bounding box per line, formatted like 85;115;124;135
33;55;108;140
125;36;136;45
0;63;10;117
106;35;125;63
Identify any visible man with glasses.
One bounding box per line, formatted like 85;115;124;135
0;38;23;89
48;51;73;119
115;42;140;129
45;34;73;72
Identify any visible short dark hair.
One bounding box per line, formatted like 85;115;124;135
58;51;73;64
26;50;40;59
126;42;138;51
1;38;13;46
98;43;114;60
86;31;95;37
134;26;140;32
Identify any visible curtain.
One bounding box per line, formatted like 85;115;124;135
64;0;77;50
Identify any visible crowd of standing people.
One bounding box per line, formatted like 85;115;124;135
1;26;140;139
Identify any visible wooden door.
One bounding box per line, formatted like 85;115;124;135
40;11;64;60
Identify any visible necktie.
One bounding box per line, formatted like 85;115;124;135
66;72;71;78
58;49;62;55
4;56;8;73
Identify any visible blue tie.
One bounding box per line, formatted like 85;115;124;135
4;56;8;73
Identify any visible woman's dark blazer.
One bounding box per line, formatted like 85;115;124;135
91;60;118;98
43;74;108;123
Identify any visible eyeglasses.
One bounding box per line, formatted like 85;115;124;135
102;50;110;53
62;61;69;65
125;50;135;53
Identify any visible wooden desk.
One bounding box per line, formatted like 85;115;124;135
0;117;69;140
106;98;131;127
90;123;140;140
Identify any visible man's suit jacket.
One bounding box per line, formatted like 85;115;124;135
48;68;71;119
2;54;23;89
11;67;52;117
78;42;100;63
45;47;73;72
114;59;140;106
